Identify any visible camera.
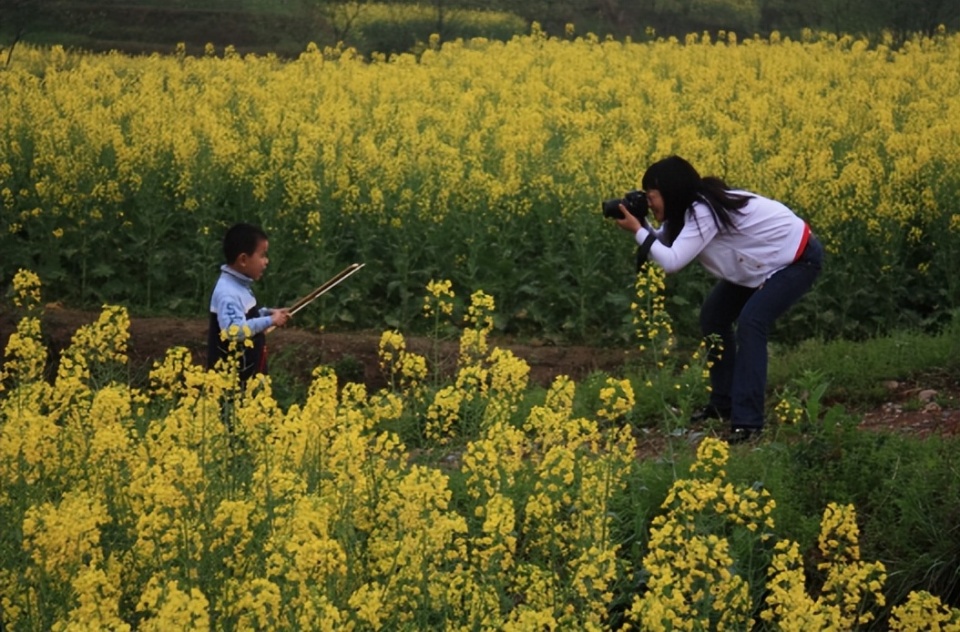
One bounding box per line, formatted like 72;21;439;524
602;189;648;220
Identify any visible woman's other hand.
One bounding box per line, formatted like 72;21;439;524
615;205;642;233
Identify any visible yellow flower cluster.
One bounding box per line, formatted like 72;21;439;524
485;347;530;423
1;271;952;629
1;270;47;395
221;577;284;631
817;502;888;626
21;490;111;582
148;346;209;401
136;576;211;631
422;277;455;318
406;284;533;442
67;305;131;367
596;377;636;422
514;402;635;627
763;503;887;629
460;289;496;365
774;396;804;425
425;384;463;443
0;311;46;392
628;437;775;629
472;490;518;574
378;329;428;396
890;590;960;631
11;268;42;310
52;562;130;632
632;264;675;361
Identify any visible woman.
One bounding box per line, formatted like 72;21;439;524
613;155;823;442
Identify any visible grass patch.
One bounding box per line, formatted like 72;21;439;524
769;310;960;408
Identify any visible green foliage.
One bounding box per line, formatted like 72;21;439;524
652;0;761;36
744;419;960;625
331;353;365;384
768;310;960;406
351;5;526;57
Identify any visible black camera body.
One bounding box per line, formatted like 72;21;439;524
602;189;648;220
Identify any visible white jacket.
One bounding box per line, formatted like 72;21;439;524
635;191;808;288
209;265;273;336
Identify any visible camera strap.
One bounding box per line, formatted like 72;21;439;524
635;232;658;272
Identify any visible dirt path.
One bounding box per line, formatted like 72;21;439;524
2;306;958;440
0;306;635;390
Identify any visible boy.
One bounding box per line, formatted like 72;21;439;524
206;222;290;381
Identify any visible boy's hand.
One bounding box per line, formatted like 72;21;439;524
271;308;291;327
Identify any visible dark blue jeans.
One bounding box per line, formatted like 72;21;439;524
699;235;823;428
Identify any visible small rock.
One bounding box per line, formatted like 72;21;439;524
923;402;942;413
918;389;938;403
883;380;900;390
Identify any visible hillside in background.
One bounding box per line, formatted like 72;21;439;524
18;3;311;56
2;1;528;59
2;0;958;61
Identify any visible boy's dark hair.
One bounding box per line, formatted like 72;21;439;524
223;223;268;264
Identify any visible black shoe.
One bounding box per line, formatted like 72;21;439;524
726;425;762;444
690;405;731;424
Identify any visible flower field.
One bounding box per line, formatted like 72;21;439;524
2;269;960;629
1;28;959;342
3;24;960;629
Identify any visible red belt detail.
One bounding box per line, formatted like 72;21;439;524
259;342;268;374
793;223;811;262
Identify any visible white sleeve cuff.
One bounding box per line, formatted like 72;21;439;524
634;227;650;246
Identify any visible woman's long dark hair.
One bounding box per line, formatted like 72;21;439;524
641;155;752;245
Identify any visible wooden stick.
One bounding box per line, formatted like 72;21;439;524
288;263;365;315
266;263;365;334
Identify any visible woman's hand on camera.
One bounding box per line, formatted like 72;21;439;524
615;204;642;233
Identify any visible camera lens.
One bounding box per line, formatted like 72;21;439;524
602;199;625;219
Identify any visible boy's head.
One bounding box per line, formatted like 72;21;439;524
223;223;270;281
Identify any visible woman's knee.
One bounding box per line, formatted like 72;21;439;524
699;309;727;337
736;310;770;339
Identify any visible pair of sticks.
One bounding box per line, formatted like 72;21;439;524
266;263;365;334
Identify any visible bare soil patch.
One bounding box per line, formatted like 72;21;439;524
3;307;959;442
0;306;634;391
857;375;960;438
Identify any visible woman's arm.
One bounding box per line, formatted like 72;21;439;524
634;206;717;274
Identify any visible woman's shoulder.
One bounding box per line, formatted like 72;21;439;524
746;192;794;211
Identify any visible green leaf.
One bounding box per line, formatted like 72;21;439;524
91;263;115;279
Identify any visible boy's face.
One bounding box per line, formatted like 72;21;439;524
234;238;270;281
